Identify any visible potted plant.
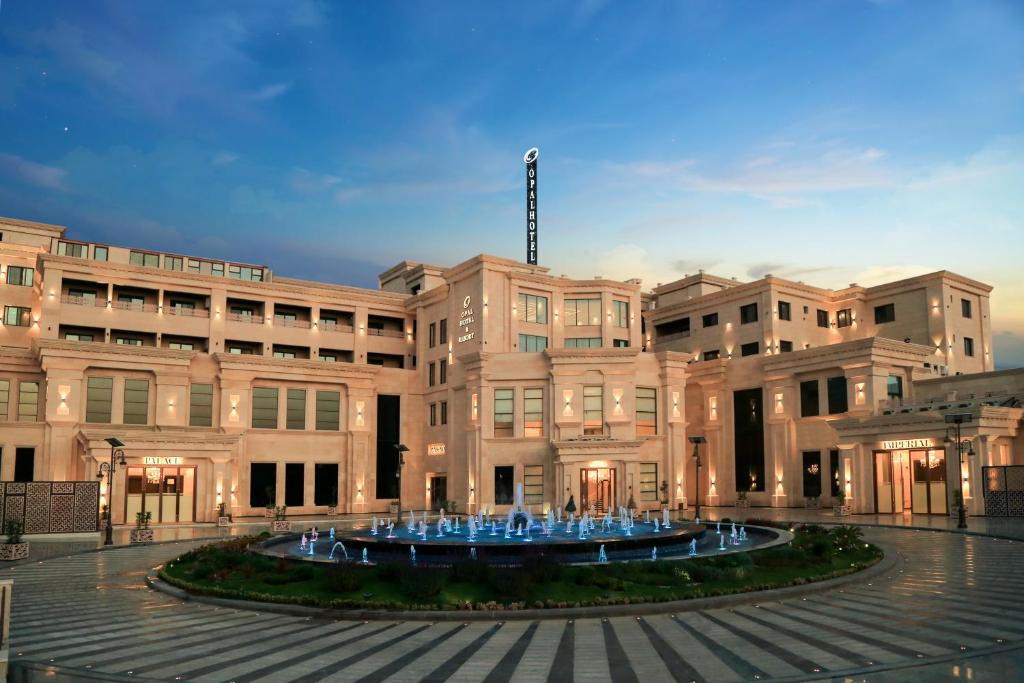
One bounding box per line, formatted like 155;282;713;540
805;494;821;509
0;520;29;561
264;487;275;519
271;505;290;533
659;480;670;506
216;501;231;527
626;491;637;518
327;487;338;517
833;489;851;516
564;494;577;519
130;511;154;543
736;490;750;509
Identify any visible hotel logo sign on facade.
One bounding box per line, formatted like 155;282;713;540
524;147;539;265
457;295;475;343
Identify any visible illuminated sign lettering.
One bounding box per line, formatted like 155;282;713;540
880;439;934;450
427;443;446;456
458;295;475;343
143;456;183;466
524;147;538;265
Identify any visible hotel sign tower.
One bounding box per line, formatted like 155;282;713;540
525;147;539;265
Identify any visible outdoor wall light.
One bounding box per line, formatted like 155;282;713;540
355;400;365;426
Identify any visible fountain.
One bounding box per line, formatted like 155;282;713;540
329;527;335;540
299;533;308;550
410;545;416;563
407;510;416;532
468;516;478;541
307;539;315;556
490;521;497;536
470;547;477;560
688;538;698;557
651;546;657;561
663;507;671;529
328;541;348;561
654;518;661;533
644;509;651;524
453;517;461;534
371;516;378;535
739;526;748;542
718;533;726;551
419;521;427;541
361;548;369;564
716;521;721;534
311;528;319;542
598;545;608;563
436;518;445;538
386;521;395;539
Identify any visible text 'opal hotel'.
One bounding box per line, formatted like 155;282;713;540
1;215;1022;526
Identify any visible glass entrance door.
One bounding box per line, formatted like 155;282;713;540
125;466;195;523
875;449;945;514
910;449;947;514
580;468;616;513
429;476;447;511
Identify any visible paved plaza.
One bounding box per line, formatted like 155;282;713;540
4;517;1024;682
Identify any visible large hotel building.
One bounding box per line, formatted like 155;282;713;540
1;215;1022;525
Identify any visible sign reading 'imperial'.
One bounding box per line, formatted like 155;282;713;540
524;147;538;265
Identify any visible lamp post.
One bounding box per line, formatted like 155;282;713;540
394;444;409;514
97;437;127;546
944;414;974;530
688;436;706;524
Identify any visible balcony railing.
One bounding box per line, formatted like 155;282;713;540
167;306;210;318
112;300;159;313
274;317;312;329
319;321;355;333
60;295;103;307
367;327;405;338
227;312;265;324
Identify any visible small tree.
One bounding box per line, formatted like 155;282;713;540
4;520;24;545
564;494;576;515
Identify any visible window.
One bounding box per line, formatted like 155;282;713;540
69;289;98;305
494;389;514;436
655;317;690;338
887;375;903;400
524;388;544;436
583;386;603;435
612;300;629;328
228;265;263;281
803;451;822;498
816;309;829;328
494;466;514;505
93;246;108;261
800;379;820;417
227;344;252;355
0;379;8;420
314;463;339;506
285;463;304;507
14;448;34;482
274;311;297;324
964;337;975;357
703;349;720;361
439;359;447;384
837;308;852;328
211;263;224;277
164;256;183;271
6;265;33;286
170;300;195;313
779;340;793;353
17;381;38;421
518;293;549;324
518;334;547;352
252;387;279;428
429;402;437;426
123;379;149;425
874;303;895;324
229;305;254;318
189;384;213;427
564;298;601;326
168;341;194;350
827;376;848;414
315;391;340;431
440;400;448;425
65;332;93;342
739;303;758;324
702;312;718;327
273;350;296;359
249;463;276;507
118;293;145;309
740;341;759;357
286;388;306;430
961;299;972;318
778;301;791;321
524;465;544;505
57;241;86;257
428;362;436;386
3;306;31;327
565;337;601;348
320;353;337;363
187;259;201;273
613;339;629;347
636;387;657;436
115;337;143;346
86;377;113;423
129;251;159;267
439;319;448;344
428;322;436;348
639;463;658;502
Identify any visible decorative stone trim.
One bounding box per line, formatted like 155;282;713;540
130;528;154;544
805;497;821;509
217;516;231;527
327;507;337;517
0;542;29;561
264;509;275;519
271;520;291;533
833;504;852;517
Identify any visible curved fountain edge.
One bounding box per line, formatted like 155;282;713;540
144;528;896;622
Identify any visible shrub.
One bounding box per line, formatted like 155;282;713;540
324;563;362;593
523;555;562;583
190;561;215;581
449;559;491;583
829;525;864;550
400;567;446;600
807;538;833;559
377;561;404;582
572;565;597;586
489;568;534;601
755;545;808;568
264;565;314;585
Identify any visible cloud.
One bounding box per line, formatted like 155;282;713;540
672;258;722;274
852;265;935;287
992;330;1024;370
245;82;292;102
0;153;67;190
211;151;240;166
289;168;343;193
746;263;835;280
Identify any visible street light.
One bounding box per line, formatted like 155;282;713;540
97;437;127;545
688;436;706;524
944;413;974;530
394;444;409;513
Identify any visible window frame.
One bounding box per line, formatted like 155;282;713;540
874;303;895;324
524;387;544;437
493;388;514;437
778;301;791;321
739;303;758;325
636;386;657;436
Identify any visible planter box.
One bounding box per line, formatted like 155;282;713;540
805;497;821;509
217;516;231;527
0;542;29;561
833;504;851;517
271;520;291;533
130;528;154;544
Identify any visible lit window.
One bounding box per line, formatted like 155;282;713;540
583;386;603;435
494;388;514;437
5;266;33;287
518;293;549;324
636;387;657;436
524;388;544;436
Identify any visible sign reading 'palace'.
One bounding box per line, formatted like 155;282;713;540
880;439;935;450
458;295;475;343
524;147;538;265
143;456;183;466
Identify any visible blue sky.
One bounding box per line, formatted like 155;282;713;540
1;1;1022;366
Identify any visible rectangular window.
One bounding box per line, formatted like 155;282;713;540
613;339;629;347
3;306;31;326
703;349;720;361
639;463;658;502
0;379;8;421
168;341;194;350
636;387;657;436
273;350;296;359
740;302;758;324
16;382;37;421
439;359;447;384
494;388;514;437
249;463;276;507
428;362;436;387
115;337;143;346
494;466;514;505
228;265;263;281
57;241;86;257
6;265;33;286
524;465;544;505
887;375;903;399
964;337;975;357
518;334;548;352
778;301;791;321
439;319;448;344
800;379;820;417
583;385;603;435
164;255;183;271
252;387;279;428
14;447;34;482
285;463;304;507
93;246;108;261
440;400;448;425
428;322;436;348
189;384;213;427
564;298;601;326
518;293;549;324
874;303;895;324
612;300;629;328
314;463;339;506
315;391;340;431
187;259;201;273
123;379;149;425
702;312;718;327
827;376;848;414
211;263;224;277
961;299;972;318
129;251;159;267
320;354;337;363
524;388;544;437
64;332;93;342
565;337;601;348
286;388;306;430
817;309;829;328
429;402;437;426
740;341;759;357
780;340;793;353
86;376;113;423
803;451;822;498
837;308;852;328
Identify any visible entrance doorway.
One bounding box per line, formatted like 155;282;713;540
874;449;947;515
429;475;447;512
580;467;616;513
126;466;196;524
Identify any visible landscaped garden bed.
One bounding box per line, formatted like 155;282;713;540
159;523;881;611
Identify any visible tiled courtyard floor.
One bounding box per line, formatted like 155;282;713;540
5;516;1024;681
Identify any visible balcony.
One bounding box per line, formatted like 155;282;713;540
61;294;104;308
274;316;311;329
227;312;265;324
367;327;405;339
167;305;210;318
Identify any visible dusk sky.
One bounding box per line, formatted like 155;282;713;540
1;1;1022;366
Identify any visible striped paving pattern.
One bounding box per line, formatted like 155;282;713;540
3;528;1024;682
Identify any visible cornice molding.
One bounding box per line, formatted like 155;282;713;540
35;338;195;365
211;352;385;378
